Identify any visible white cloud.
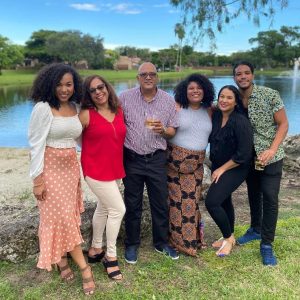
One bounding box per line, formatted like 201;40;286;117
110;3;142;14
70;3;100;11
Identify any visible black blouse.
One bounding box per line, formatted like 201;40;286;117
209;110;253;170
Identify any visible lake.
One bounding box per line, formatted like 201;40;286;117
0;76;299;148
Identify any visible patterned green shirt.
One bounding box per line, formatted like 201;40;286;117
248;84;285;164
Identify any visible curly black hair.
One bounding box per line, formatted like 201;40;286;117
81;75;120;113
30;63;83;110
174;73;215;109
217;85;246;115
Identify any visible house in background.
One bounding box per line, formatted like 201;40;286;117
115;56;141;70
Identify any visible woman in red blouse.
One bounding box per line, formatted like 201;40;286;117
79;75;126;280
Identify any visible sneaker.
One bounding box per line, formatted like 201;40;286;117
260;244;277;266
236;227;261;245
155;244;179;260
124;246;138;264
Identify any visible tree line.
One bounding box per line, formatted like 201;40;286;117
0;26;299;73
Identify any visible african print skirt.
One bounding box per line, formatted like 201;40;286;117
167;143;206;256
37;147;84;271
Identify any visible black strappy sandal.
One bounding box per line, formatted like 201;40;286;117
87;250;105;263
102;257;123;281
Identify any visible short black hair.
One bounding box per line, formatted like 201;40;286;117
217;85;246;114
232;61;255;76
174;73;215;109
30;63;82;110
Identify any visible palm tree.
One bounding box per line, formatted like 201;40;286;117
174;23;185;71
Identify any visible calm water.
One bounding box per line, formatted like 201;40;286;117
0;76;299;148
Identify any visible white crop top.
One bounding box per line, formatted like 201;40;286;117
28;101;82;179
46;115;82;148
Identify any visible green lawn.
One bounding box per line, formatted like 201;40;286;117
0;69;206;87
0;216;299;300
0;67;291;87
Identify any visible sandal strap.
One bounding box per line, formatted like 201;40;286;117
88;251;105;263
82;276;93;284
80;264;90;272
61;271;73;280
103;259;119;268
107;270;122;279
59;264;70;272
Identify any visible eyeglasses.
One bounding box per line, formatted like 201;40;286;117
89;83;106;94
138;72;157;79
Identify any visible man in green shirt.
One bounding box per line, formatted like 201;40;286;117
233;61;289;266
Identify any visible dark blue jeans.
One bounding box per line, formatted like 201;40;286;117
123;148;169;248
246;159;283;245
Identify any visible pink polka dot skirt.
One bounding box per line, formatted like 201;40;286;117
37;147;84;271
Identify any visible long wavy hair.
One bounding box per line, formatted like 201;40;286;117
81;75;119;113
174;73;215;109
30;63;82;109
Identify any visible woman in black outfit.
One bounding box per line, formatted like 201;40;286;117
205;85;253;257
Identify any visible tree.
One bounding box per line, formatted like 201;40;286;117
0;36;24;74
170;0;288;47
174;23;185;70
116;46;138;57
104;49;119;69
154;49;177;71
45;31;104;68
249;27;300;67
25;30;58;64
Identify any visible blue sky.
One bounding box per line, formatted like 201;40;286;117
0;0;299;55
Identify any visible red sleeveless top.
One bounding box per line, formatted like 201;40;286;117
81;107;126;181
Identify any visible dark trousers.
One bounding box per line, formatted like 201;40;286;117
205;166;249;238
123;148;169;248
246;159;283;245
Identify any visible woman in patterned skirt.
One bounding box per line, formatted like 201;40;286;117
167;73;215;256
28;63;95;295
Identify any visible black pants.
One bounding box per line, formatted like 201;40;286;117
123;148;169;248
205;166;249;239
246;159;283;245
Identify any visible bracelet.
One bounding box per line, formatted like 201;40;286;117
33;182;44;187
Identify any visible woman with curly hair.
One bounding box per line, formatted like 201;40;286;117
79;75;126;280
205;85;253;257
167;73;215;256
28;63;95;295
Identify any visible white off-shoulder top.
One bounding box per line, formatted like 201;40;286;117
28;101;82;179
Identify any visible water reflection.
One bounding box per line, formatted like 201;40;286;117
0;76;299;147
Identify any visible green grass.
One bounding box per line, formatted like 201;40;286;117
0;67;292;87
1;216;299;299
0;69;201;87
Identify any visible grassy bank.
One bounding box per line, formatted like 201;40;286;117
0;67;291;87
0;69;201;87
0;217;299;299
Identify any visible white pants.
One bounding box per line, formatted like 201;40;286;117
85;176;126;257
